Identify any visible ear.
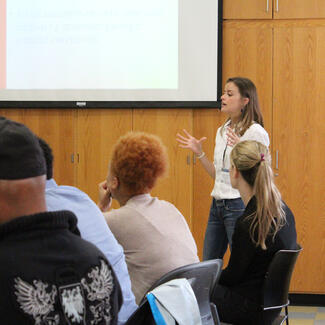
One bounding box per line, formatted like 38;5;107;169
242;97;249;107
110;176;119;190
233;166;240;179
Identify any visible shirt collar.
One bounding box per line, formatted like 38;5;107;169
126;193;151;206
0;210;79;240
46;178;58;190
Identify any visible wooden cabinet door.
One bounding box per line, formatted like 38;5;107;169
274;0;325;19
223;0;272;19
0;109;25;123
0;109;76;186
223;21;273;140
193;108;225;260
23;109;76;186
133;109;193;229
273;21;325;293
76;109;132;204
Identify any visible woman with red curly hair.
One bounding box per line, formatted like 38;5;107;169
98;132;199;303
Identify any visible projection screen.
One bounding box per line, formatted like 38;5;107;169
0;0;222;108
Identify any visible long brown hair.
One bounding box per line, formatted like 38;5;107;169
230;140;286;249
223;77;264;136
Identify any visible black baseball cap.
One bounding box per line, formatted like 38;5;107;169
0;117;46;180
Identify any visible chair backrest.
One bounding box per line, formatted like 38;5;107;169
262;245;302;310
142;259;223;325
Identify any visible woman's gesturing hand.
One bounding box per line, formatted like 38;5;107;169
226;127;240;147
176;129;207;155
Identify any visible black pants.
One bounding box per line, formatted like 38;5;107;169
211;284;281;325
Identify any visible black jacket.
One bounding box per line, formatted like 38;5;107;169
0;210;122;325
219;196;297;303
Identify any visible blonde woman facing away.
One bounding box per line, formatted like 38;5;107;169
211;140;297;325
98;132;199;304
177;77;269;260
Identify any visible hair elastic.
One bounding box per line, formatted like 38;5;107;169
260;153;265;162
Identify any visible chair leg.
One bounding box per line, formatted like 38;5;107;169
210;302;221;325
285;306;289;325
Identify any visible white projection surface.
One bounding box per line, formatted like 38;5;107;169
0;0;219;103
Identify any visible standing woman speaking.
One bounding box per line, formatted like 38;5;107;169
177;77;269;260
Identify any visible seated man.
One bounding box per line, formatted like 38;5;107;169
98;132;200;303
38;137;137;325
0;117;121;325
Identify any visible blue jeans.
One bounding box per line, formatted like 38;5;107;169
203;197;245;260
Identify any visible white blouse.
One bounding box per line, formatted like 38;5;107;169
211;121;270;200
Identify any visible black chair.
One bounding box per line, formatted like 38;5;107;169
262;245;302;325
217;246;302;325
126;259;223;325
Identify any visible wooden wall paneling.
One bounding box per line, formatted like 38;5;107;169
223;0;273;20
193;108;226;260
223;21;273;139
274;0;325;19
273;21;325;293
133;109;193;229
0;109;76;186
22;109;76;186
0;109;25;123
76;109;132;205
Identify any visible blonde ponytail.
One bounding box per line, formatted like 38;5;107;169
230;141;286;249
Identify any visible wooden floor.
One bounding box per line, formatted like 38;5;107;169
284;306;325;324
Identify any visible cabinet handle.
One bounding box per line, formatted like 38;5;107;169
266;0;269;12
77;153;80;163
275;0;279;12
71;154;74;163
275;150;279;170
186;155;190;165
193;154;196;165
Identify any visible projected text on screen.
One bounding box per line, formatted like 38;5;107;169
5;0;178;89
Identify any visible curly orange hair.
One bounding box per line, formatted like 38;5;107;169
110;132;168;195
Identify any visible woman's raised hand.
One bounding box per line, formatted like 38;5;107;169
98;180;112;212
176;129;207;155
